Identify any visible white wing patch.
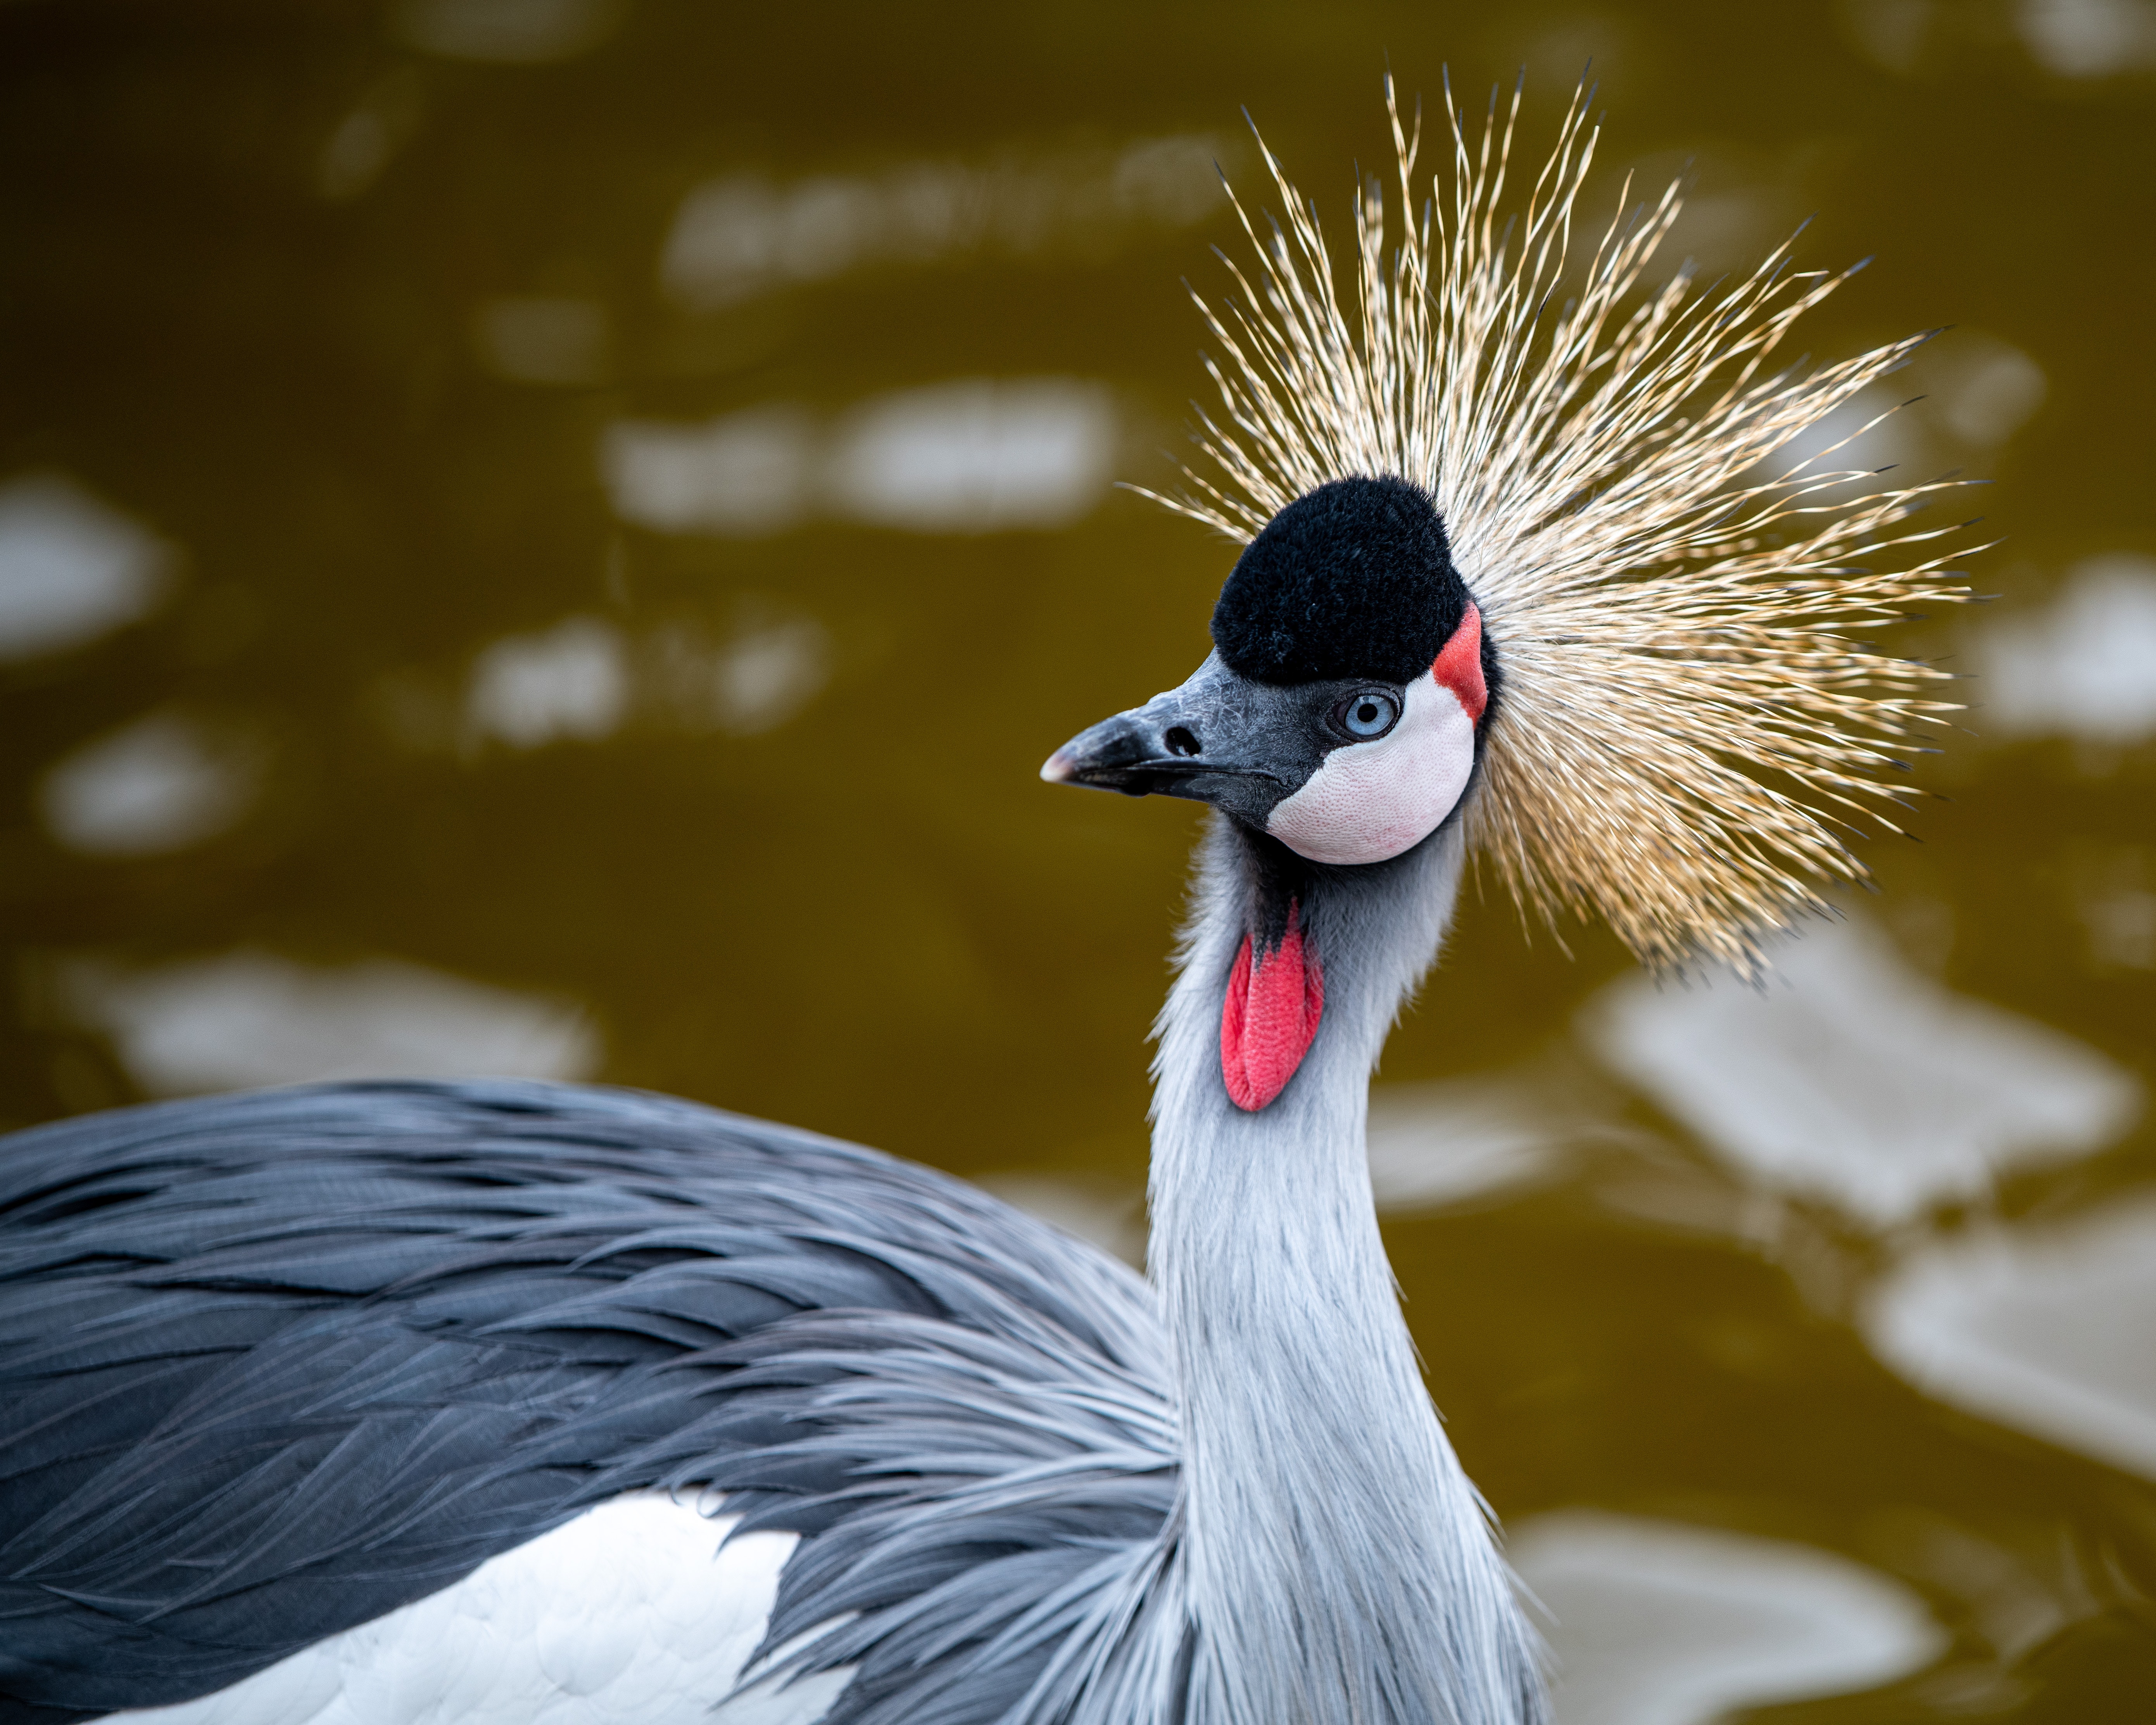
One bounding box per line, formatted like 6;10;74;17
102;1492;854;1725
1265;669;1476;865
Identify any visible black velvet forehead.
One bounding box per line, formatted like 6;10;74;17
1210;475;1467;685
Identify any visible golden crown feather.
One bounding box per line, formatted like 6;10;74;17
1136;77;1976;974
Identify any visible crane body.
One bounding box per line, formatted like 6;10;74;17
0;79;1969;1725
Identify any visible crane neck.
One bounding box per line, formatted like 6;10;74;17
1145;814;1544;1725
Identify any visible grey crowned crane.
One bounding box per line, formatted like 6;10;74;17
0;85;1968;1725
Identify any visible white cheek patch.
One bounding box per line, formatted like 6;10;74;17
1265;670;1477;865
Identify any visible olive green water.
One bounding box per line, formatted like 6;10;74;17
3;2;2153;1718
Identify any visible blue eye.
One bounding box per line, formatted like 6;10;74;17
1336;691;1400;740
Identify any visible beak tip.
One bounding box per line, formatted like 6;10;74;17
1039;751;1076;784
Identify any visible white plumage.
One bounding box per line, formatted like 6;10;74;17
105;1497;848;1725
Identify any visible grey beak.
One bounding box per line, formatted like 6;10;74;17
1039;709;1204;797
1040;654;1299;819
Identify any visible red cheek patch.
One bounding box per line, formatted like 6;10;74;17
1432;602;1487;722
1220;901;1324;1112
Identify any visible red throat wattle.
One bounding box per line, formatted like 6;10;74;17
1220;901;1324;1112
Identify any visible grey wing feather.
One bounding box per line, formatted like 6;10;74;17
0;1080;1179;1724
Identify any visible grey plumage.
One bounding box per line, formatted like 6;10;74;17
0;1081;1179;1723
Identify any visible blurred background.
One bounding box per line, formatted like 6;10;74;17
2;1;2152;1718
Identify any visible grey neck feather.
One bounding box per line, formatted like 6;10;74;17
1145;815;1547;1725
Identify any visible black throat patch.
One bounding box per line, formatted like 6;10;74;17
1210;475;1469;685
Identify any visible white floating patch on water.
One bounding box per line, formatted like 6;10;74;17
660;135;1224;309
826;378;1115;533
1582;917;2140;1227
1659;188;1781;275
466;615;630;749
642;610;832;736
664;174;884;307
1839;0;1940;74
602;407;816;536
1366;1074;1607;1215
2065;844;2156;972
392;0;628;64
1980;555;2156;743
1510;1510;1945;1725
2080;884;2156;971
2016;0;2156;76
973;1172;1147;1267
1867;1508;2082;1665
706;615;830;735
603;381;1116;537
1923;334;2048;447
0;471;173;662
1867;1196;2156;1479
1108;133;1230;226
2083;886;2156;968
473;294;611;385
38;710;258;856
65;949;601;1095
316;68;426;200
427;610;832;755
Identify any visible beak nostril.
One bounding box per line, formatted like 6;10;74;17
1164;726;1201;758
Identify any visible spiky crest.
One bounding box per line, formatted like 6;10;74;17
1135;76;1975;972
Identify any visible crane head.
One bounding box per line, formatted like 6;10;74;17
1041;476;1495;868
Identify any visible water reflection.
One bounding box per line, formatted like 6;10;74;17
604;406;815;536
2015;0;2156;77
316;68;428;201
1869;1196;2156;1479
2066;843;2156;972
829;379;1116;534
465;617;630;750
393;0;628;65
1980;556;2156;745
1921;333;2049;449
60;950;601;1095
1512;1510;1944;1725
0;473;171;663
660;136;1224;310
1581;916;2140;1227
684;614;829;737
450;609;830;752
604;379;1117;537
472;295;613;387
1840;0;2156;78
1367;1069;1638;1216
38;710;259;857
